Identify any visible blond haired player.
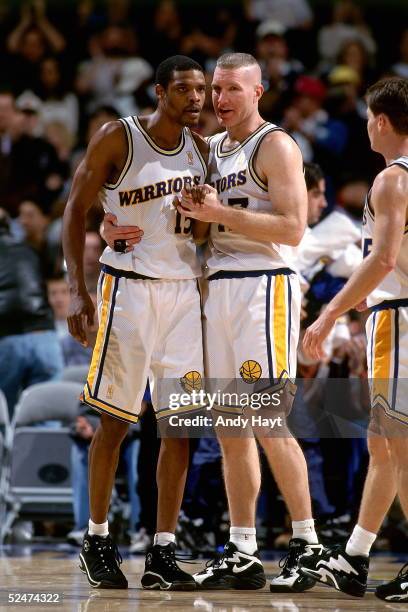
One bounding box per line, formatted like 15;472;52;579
301;77;408;602
176;53;323;592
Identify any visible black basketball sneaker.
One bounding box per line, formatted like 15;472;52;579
193;542;266;590
375;562;408;602
141;542;196;590
299;543;368;597
79;532;128;589
269;539;321;593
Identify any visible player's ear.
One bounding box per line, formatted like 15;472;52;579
254;83;264;103
156;84;165;102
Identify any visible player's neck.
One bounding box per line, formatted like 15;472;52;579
381;137;408;165
226;114;265;144
139;111;184;149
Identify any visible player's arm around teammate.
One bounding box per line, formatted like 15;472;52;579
178;130;308;246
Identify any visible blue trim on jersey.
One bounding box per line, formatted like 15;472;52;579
102;264;156;281
94;276;119;397
208;268;294;281
392;308;399;411
265;275;273;384
371;298;408;311
287;276;292;375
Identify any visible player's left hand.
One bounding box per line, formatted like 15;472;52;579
176;184;222;222
303;310;336;360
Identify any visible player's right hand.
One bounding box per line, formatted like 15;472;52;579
101;212;144;252
67;290;95;347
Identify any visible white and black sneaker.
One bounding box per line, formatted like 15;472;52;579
193;542;266;590
299;543;368;597
79;532;128;589
375;562;408;602
141;542;196;590
269;538;320;593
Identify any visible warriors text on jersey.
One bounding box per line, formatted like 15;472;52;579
362;156;408;308
205;122;293;276
99;116;206;279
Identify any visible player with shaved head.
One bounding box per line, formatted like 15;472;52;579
176;53;323;591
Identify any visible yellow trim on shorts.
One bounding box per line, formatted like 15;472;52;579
83;385;139;424
156;404;206;420
87;274;113;392
372;309;392;407
274;275;288;379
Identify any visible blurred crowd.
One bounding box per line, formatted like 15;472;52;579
0;0;407;552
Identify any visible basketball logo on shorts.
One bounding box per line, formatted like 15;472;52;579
180;370;202;393
240;360;262;384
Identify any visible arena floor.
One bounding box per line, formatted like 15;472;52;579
0;545;405;611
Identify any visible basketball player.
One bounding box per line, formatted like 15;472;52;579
301;77;408;602
176;53;323;592
62;56;208;590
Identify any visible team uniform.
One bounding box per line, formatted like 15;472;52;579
363;155;408;425
83;116;207;423
203;122;301;410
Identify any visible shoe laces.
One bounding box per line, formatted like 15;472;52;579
95;538;123;574
278;545;303;576
205;546;231;570
159;545;197;569
398;562;408;578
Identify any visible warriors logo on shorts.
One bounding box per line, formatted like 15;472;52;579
180;370;202;393
240;360;262;384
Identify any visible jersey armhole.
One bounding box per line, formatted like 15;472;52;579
248;127;285;192
103;118;133;190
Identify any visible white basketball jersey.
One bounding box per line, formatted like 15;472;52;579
362;156;408;307
205;122;293;275
99;116;206;279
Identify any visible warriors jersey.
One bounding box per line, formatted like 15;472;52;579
205;122;292;276
99;116;206;279
362;156;408;308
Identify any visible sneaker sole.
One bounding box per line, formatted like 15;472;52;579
300;567;366;597
196;574;266;590
141;573;196;591
269;577;316;593
79;557;128;589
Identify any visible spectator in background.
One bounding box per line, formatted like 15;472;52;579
83;230;103;292
6;0;65;95
0;208;63;415
145;0;183;68
60;290;97;366
34;55;79;137
317;0;376;66
245;0;313;30
0;90;63;217
336;39;375;93
282;76;348;176
47;274;70;339
391;28;408;79
75;24;153;117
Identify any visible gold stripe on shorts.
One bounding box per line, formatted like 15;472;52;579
87;274;114;392
273;275;288;379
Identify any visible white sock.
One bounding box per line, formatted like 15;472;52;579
88;519;109;537
154;532;176;547
345;525;376;557
230;526;257;555
292;519;318;544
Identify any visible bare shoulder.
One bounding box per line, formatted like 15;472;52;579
372;164;408;201
88;120;127;150
257;129;302;177
190;130;209;164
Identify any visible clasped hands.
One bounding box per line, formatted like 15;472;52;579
174;184;222;223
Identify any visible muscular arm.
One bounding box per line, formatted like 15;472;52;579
178;131;308;246
304;166;408;358
62;121;127;343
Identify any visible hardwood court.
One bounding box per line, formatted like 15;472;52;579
0;546;405;611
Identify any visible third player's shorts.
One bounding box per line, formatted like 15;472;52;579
83;267;203;423
203;269;301;413
366;301;408;426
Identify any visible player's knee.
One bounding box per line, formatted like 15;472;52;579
160;437;190;455
368;435;392;465
99;413;129;444
386;436;408;466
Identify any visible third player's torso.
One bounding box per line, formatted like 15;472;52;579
100;116;206;279
205;122;292;276
362;155;408;307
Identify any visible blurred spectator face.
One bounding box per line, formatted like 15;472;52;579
158;70;206;129
87;108;119;142
293;77;326;117
257;34;288;62
40;57;60;92
47;278;70;320
333;0;361;24
338;178;368;217
21;28;46;63
211;66;263;129
44;121;75;159
295;94;321;117
18;200;50;241
154;0;180;30
100;25;135;57
339;40;368;76
19;109;40;136
307;178;327;225
84;231;103;276
0;93;15;133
